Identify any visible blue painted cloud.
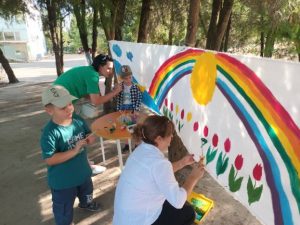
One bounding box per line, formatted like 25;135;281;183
112;44;122;57
127;52;133;61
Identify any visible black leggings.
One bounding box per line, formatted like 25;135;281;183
152;200;195;225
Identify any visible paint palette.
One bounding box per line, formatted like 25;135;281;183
187;192;214;224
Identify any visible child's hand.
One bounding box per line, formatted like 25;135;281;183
74;139;88;154
86;133;96;144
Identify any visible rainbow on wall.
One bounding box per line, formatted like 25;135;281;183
148;49;300;225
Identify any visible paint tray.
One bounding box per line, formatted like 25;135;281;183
187;192;214;224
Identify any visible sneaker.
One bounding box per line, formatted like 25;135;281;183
78;201;101;212
122;144;129;153
91;165;106;175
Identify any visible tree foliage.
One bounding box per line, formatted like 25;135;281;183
0;0;30;19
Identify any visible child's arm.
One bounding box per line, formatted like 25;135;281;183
45;139;87;166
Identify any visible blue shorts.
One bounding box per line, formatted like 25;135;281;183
51;178;93;225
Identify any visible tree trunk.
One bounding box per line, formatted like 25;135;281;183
168;2;175;45
260;32;264;57
185;0;201;47
199;6;207;37
206;0;221;49
169;130;188;163
46;0;63;76
214;0;234;51
264;25;277;57
59;16;64;72
0;48;19;83
137;0;152;43
73;0;92;64
206;0;234;51
91;6;99;59
115;0;127;41
222;12;231;52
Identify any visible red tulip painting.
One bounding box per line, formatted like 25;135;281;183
247;164;264;205
216;138;231;176
229;154;244;192
164;98;168;107
201;126;209;147
253;164;263;181
212;134;218;147
224;138;231;153
206;134;219;165
234;154;243;171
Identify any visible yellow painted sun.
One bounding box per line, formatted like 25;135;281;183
190;52;217;105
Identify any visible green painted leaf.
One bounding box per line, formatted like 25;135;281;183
201;138;208;147
163;107;168;117
206;147;218;165
216;153;229;176
216;152;223;175
247;176;263;205
229;165;243;192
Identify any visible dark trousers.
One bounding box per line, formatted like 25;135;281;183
51;178;93;225
152;200;195;225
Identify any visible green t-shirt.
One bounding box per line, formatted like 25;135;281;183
40;114;92;190
54;66;100;99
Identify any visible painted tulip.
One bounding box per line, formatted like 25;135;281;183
203;126;209;137
193;122;199;131
253;164;263;181
224;138;231;153
212;134;218;147
187;112;192;122
234;154;243;170
181;109;184;119
176;105;179;114
170;102;174;111
164;98;168;106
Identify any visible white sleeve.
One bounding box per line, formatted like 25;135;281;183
151;159;187;209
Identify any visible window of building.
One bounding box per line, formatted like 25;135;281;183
4;32;14;41
15;32;20;40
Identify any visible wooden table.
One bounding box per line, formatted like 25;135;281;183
91;111;147;169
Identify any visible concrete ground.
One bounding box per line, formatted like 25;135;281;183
0;55;262;225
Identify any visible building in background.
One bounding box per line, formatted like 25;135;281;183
0;7;46;62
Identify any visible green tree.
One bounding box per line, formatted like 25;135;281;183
38;0;70;75
0;0;31;83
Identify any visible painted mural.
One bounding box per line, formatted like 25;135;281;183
109;40;300;225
